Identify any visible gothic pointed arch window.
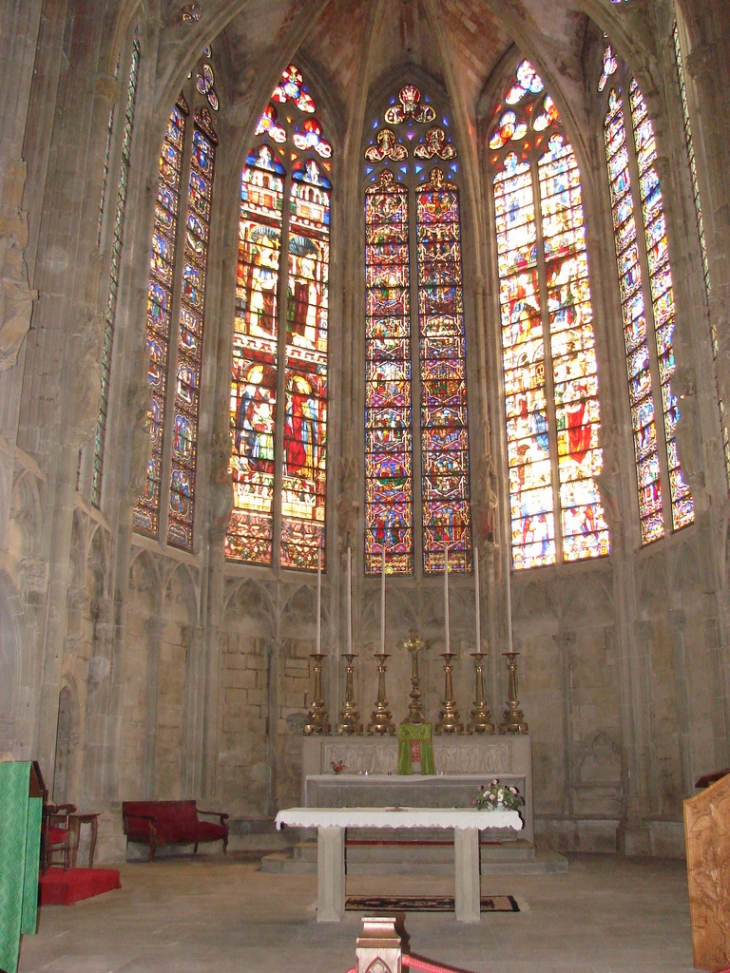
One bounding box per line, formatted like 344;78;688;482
132;50;220;550
82;28;140;505
364;83;472;576
600;57;694;542
488;59;610;570
227;65;330;571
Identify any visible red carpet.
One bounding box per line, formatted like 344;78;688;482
39;868;121;905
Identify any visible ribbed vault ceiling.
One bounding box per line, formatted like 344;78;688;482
195;0;602;130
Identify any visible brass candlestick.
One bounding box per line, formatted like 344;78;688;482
366;653;396;735
435;652;463;734
499;651;528;734
398;629;429;724
336;653;363;735
304;653;331;735
467;652;495;734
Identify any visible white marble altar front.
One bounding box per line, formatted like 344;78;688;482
275;806;523;922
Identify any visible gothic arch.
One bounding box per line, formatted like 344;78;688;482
53;677;81;804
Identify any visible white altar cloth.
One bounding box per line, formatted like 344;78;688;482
275;806;522;923
275;806;522;831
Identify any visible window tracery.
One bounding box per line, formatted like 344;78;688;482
364;84;472;576
227;65;330;571
91;33;140;506
133;53;219;550
489;59;610;570
602;69;694;540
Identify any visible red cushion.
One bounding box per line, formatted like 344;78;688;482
45;825;70;843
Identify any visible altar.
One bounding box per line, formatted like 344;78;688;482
301;734;533;845
275;806;523;922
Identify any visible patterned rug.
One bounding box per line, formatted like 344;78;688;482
345;895;519;913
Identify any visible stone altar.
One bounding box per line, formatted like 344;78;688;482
275;806;523;922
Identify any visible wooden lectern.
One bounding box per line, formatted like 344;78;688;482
684;772;730;971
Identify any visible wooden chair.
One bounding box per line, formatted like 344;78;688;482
41;803;76;871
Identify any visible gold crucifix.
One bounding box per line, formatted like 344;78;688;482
398;629;429;724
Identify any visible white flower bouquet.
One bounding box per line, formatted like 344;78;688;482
473;778;524;811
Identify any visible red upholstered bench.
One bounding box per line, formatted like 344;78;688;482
122;800;229;862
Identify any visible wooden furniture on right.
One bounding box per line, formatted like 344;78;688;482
122;800;229;861
684;772;730;971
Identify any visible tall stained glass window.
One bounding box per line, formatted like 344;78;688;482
490;59;610;570
133;54;219;550
91;35;140;506
602;70;694;541
364;85;472;576
672;19;730;486
227;65;330;571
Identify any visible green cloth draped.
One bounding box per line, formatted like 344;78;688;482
0;762;41;973
397;723;435;775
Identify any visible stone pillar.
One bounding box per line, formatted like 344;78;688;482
317;825;345;922
453;827;480;923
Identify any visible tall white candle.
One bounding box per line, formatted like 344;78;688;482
316;543;322;654
347;545;353;655
506;562;513;652
474;546;481;652
380;547;386;654
444;543;450;654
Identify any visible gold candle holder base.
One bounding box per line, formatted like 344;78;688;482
366;653;396;735
467;652;495;734
435;652;463;734
499;651;528;734
304;653;331;735
398;630;429;725
337;653;363;735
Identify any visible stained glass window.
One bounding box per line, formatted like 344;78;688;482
491;59;610;570
91;35;140;506
602;63;693;540
672;19;730;485
227;65;330;571
167;109;218;549
364;85;472;576
134;99;187;538
133;51;221;548
365;171;412;574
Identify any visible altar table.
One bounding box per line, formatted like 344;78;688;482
275;806;522;923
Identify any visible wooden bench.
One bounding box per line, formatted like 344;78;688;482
122;800;228;862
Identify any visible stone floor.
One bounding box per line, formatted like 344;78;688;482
18;852;697;973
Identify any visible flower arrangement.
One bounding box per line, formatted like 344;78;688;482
330;759;347;774
473;778;524;811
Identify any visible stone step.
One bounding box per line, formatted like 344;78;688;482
291;838;536;863
261;844;567;876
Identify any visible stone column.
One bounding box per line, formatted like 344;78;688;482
453;827;480;922
317;825;345;922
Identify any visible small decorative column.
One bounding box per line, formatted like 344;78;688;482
499;651;528;734
366;653;396;735
356;916;402;973
336;654;363;735
304;654;331;735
